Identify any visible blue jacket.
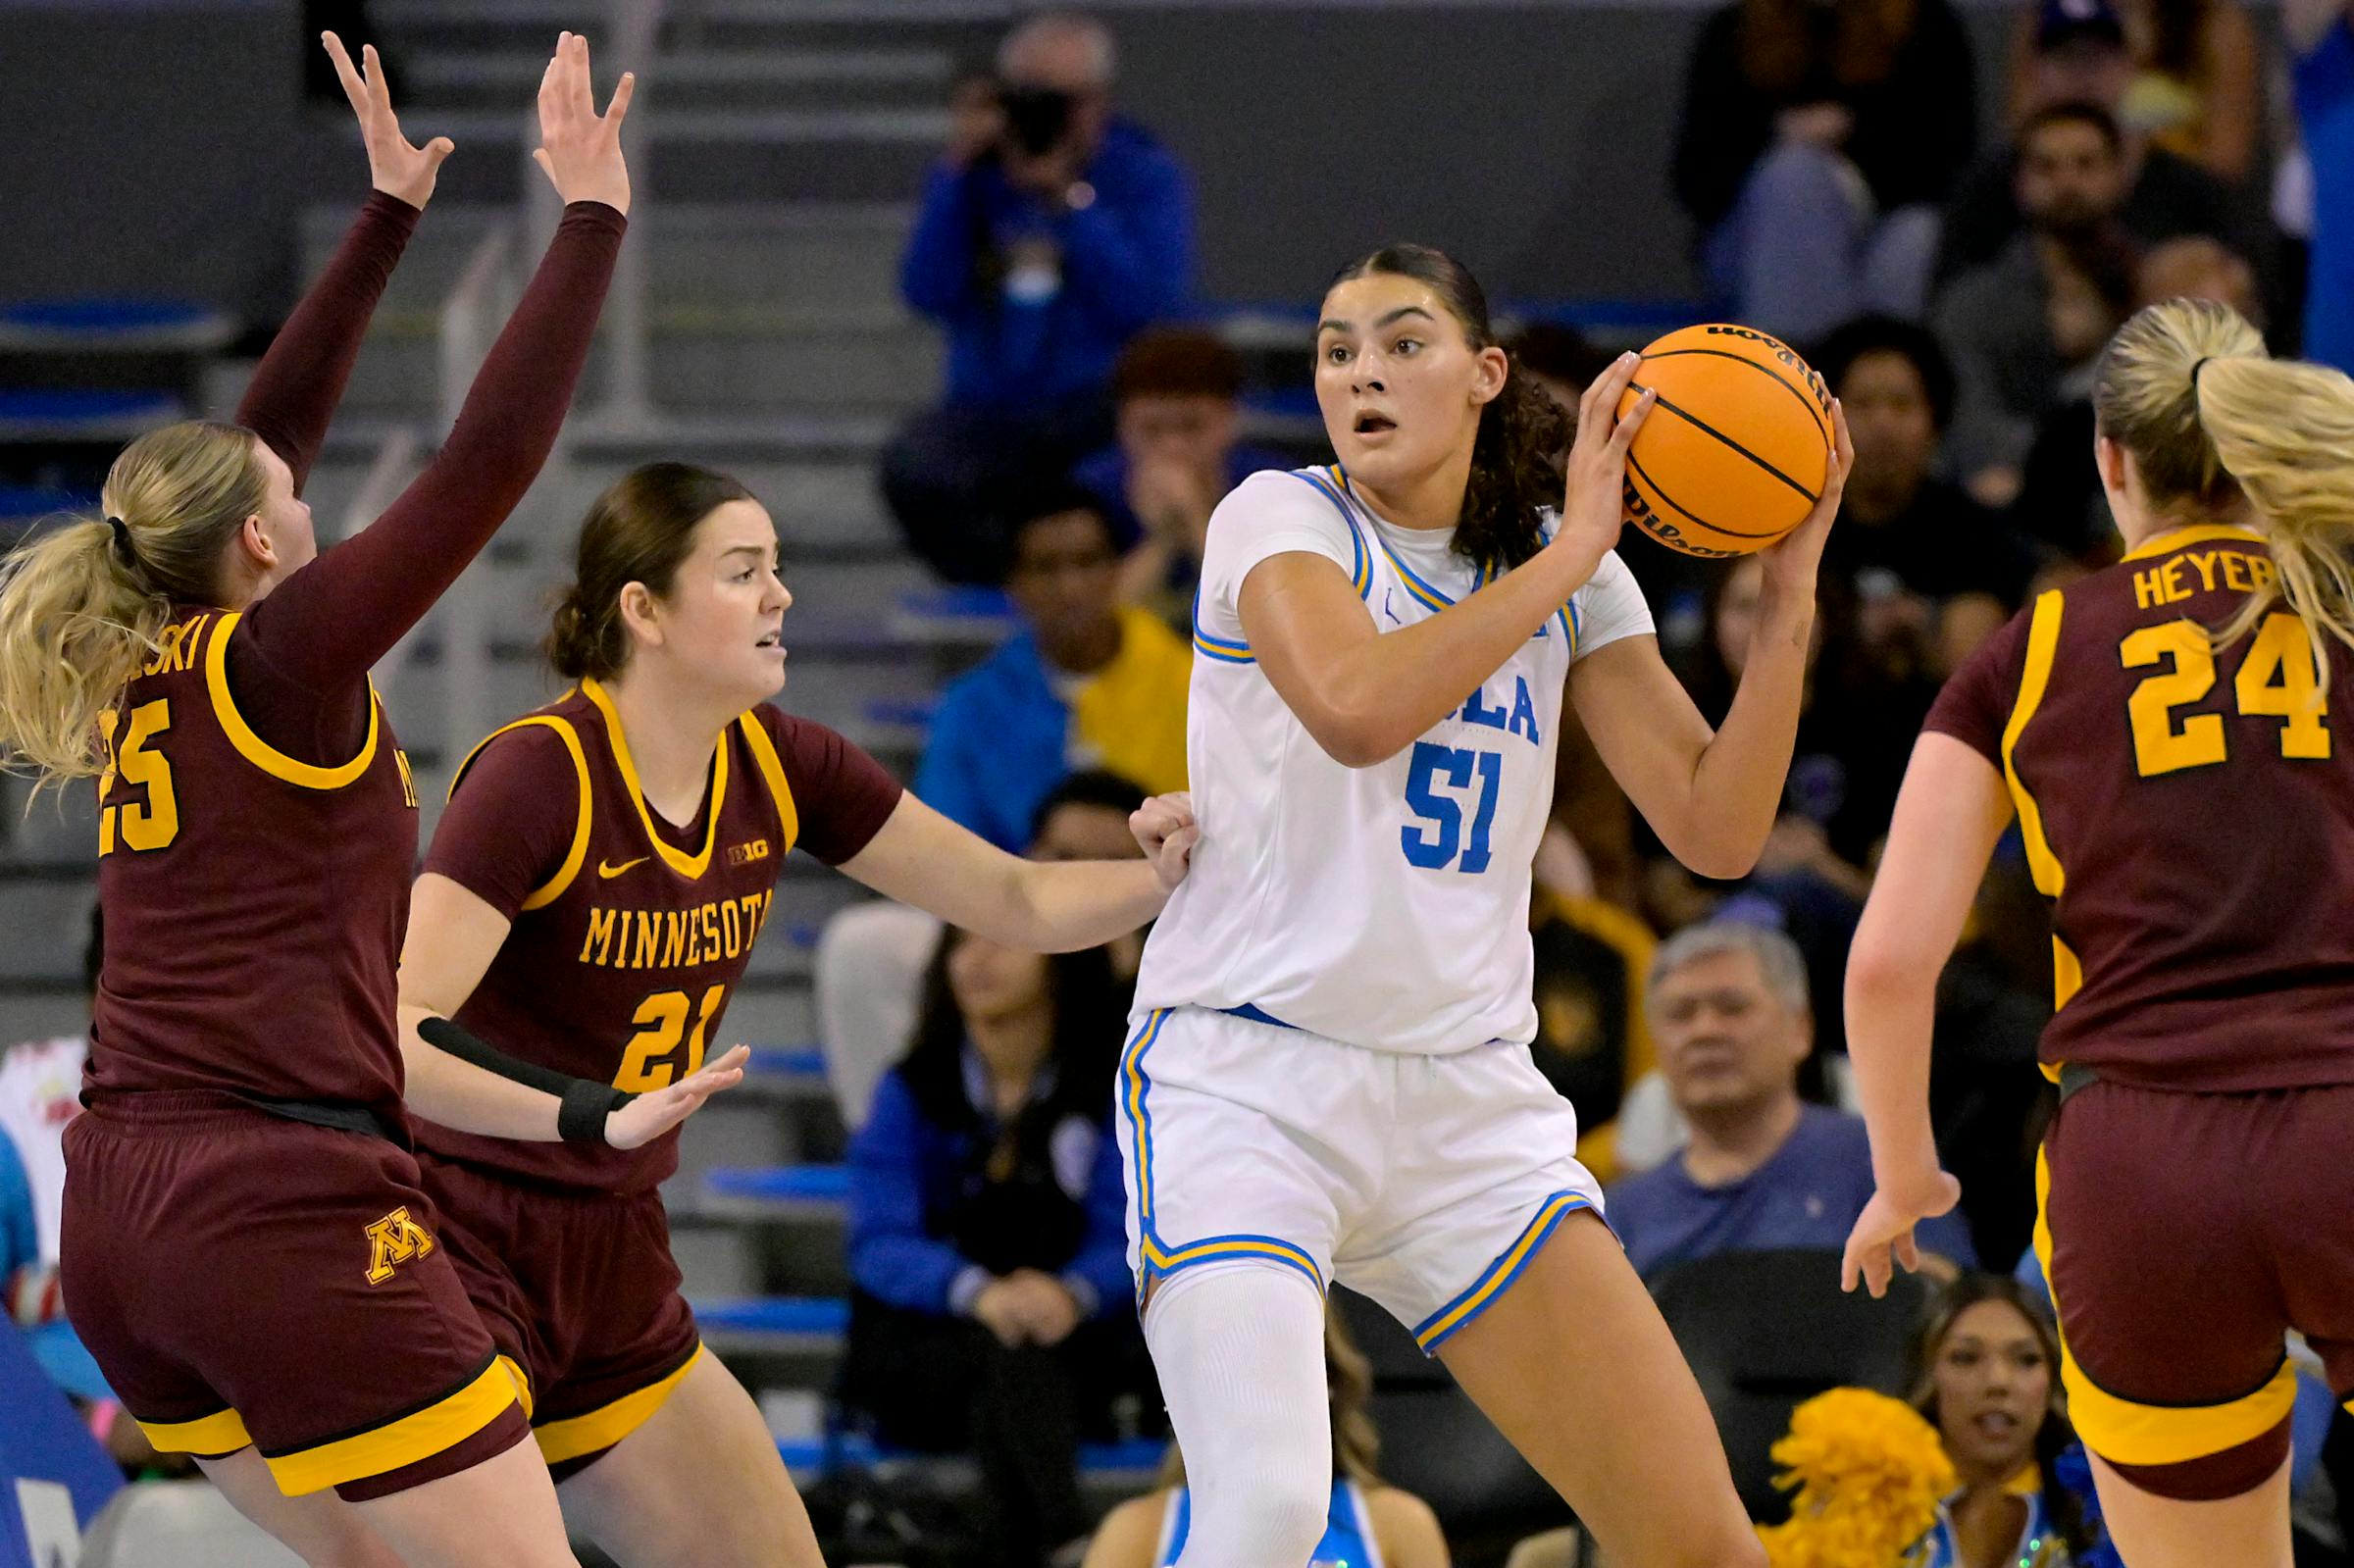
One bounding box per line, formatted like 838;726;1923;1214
847;1065;1133;1319
913;608;1193;852
2298;19;2354;375
898;118;1196;411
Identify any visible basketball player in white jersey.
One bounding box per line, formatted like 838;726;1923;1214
1122;244;1851;1568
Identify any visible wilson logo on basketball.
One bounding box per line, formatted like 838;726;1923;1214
363;1207;435;1287
727;838;772;868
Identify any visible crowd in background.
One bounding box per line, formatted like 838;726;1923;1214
9;0;2354;1564
837;1;2354;1561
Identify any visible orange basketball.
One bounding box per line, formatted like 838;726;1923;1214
1614;324;1834;558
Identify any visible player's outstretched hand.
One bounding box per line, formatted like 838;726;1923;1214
1132;792;1199;891
324;32;453;210
1759;396;1853;597
605;1043;748;1150
1551;350;1653;569
1840;1168;1963;1299
533;31;635;215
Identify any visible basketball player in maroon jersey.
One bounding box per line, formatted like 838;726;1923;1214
0;34;665;1568
393;462;1195;1567
1843;297;2354;1567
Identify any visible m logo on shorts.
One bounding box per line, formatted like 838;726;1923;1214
364;1206;435;1286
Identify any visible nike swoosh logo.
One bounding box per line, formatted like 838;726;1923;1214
597;856;648;880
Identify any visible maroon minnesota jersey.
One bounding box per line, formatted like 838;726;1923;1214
1927;523;2354;1090
87;608;423;1113
418;679;900;1192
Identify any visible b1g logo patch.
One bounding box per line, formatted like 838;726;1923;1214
364;1206;435;1286
727;837;772;868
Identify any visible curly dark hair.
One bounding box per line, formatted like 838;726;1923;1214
1326;244;1572;579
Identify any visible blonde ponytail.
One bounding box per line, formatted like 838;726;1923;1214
2090;298;2354;660
0;421;265;789
2199;354;2354;660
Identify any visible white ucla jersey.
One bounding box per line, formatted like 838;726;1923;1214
1135;467;1653;1055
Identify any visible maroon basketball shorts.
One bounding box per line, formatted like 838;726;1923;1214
61;1095;530;1500
2037;1076;2354;1500
416;1150;703;1481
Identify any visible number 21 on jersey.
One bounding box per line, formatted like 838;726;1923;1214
615;984;729;1090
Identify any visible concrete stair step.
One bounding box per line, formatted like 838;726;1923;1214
404;46;955;113
300;202;917;315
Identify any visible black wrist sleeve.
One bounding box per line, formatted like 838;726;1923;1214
416;1015;635;1144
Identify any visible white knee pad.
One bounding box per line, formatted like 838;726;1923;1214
1145;1262;1334;1567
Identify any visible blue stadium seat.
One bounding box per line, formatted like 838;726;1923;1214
704;1163;850;1204
0;387;183;439
0;297;234;350
694;1295;851;1338
743;1043;829;1082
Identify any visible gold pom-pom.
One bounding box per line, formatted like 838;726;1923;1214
1756;1388;1958;1568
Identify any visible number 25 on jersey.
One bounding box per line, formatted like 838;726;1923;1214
97;699;179;855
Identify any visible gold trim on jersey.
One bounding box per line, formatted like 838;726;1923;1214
531;1343;704;1465
582;679;727;880
2033;1146;2299;1466
2001;590;2068;903
262;1355;519;1496
736;711;800;854
449;714;595;910
203;611;382;789
496;1353;534;1419
136;1405;254;1457
2121;523;2265;563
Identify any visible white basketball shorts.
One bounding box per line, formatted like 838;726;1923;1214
1115;1004;1606;1353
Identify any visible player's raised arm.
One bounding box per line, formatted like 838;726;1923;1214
1566;400;1852;880
238;30;633;690
231;34;452;492
1243;353;1653;770
837;790;1186;953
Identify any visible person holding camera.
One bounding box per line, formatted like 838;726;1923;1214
886;11;1198;585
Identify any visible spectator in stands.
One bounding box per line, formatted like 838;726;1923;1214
814;770;1155;1136
2003;0;2262;185
1934;104;2140;500
2291;0;2354;372
1069;329;1289;624
884;12;1197;585
1814;315;2043;669
2009;231;2263;558
844;926;1151;1568
1687;556;1934;886
1937;0;2249;287
1529;887;1661;1185
914;486;1190;852
0;908;176;1473
1029;768;1151;982
1911;1276;2111;1568
1671;0;1977;339
1079;1306;1449;1568
1606;923;1975;1279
